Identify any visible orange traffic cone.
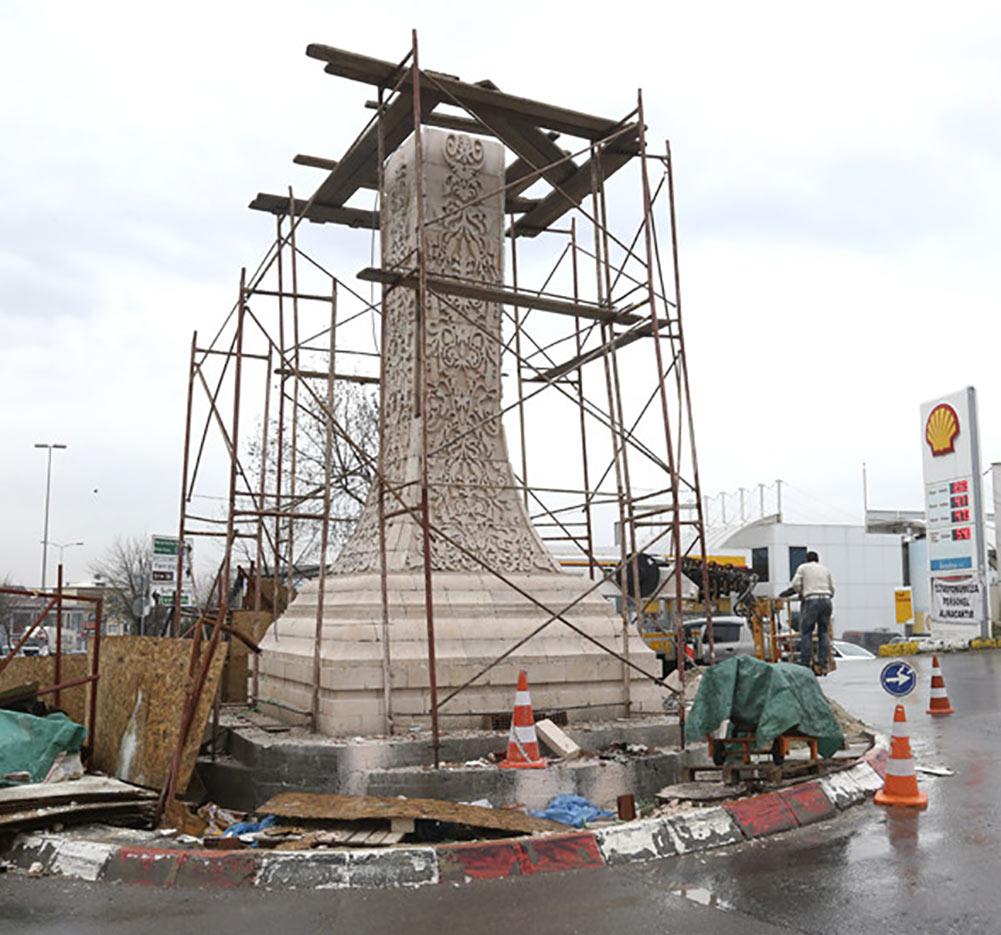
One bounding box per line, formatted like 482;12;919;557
926;655;955;716
499;670;546;769
874;705;928;809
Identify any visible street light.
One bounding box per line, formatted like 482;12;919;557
34;443;67;590
45;540;84;576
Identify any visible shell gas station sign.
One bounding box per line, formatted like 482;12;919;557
920;387;989;637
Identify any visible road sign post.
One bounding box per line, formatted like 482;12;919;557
880;660;918;698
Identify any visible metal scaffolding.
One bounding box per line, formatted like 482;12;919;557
167;32;713;773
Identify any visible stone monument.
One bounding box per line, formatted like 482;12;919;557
257;128;661;734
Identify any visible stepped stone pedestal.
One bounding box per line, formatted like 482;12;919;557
258;128;662;734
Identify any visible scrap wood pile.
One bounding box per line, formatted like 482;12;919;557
0;636;229;840
0;776;157;835
165;793;565;851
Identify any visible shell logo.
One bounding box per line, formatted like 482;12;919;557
926;403;960;456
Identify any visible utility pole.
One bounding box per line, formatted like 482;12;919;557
35;443;67;590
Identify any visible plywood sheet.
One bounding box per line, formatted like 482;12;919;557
258;792;563;835
0;775;155;813
0;654;88;725
88;636;227;793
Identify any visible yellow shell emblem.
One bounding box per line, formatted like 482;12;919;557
925;403;960;456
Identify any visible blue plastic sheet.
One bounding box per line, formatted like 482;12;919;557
222;813;276;841
530;794;614;828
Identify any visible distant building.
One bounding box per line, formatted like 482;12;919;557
719;515;904;637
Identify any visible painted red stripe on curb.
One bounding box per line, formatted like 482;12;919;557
520;833;604;873
104;847;259;889
437;833;604;882
778;782;836;826
724;792;797;838
866;748;889;778
174;851;258;889
105;847;182;886
437;840;528;882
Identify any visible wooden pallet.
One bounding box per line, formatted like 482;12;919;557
680;757;849;785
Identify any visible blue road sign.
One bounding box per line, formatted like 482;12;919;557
880;660;918;697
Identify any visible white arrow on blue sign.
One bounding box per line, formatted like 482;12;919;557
880;660;918;697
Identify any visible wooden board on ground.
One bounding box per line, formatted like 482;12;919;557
0;655;89;725
0;775;156;814
0;799;154;831
260;819;406;848
257;792;564;835
88;636;227;794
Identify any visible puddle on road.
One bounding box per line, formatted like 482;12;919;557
664;883;732;912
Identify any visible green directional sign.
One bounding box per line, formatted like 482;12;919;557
152;536;179;556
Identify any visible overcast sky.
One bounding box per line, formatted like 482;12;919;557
2;1;999;587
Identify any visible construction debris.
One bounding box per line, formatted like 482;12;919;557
0;775;157;833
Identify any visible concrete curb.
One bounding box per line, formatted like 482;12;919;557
6;751;887;891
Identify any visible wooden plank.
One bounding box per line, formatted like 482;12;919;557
514;134;639;237
0;799;150;830
249;194;377;229
526;321;654;383
465;109;577;191
258;792;564;835
357;267;642;325
305;44;622;140
294;154;339;170
0;775;156;813
312;88;437;208
88;636;227;794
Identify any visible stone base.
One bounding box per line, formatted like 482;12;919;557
257;570;664;735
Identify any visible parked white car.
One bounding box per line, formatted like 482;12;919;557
831;640;876;660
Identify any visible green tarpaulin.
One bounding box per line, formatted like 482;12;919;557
0;710;87;787
685;656;844;758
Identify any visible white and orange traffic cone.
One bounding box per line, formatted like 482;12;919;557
926;655;955;716
874;704;928;809
499;670;546;769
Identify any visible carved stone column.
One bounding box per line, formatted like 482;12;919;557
257;129;660;734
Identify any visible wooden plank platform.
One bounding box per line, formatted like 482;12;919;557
257;792;563;836
680;757;853;786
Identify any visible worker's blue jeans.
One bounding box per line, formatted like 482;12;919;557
800;597;832;667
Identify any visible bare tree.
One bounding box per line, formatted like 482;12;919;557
0;576;22;651
245;381;379;573
89;536;170;635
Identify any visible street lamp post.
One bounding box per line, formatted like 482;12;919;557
35;443;67;590
46;540;84;577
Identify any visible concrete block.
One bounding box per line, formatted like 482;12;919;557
595;819;677;865
535;718;581;759
102;846;181;886
818;770;866;810
725;792;798;838
256;851;350;890
777;781;837;826
664;806;744;854
348;847;439;888
173;850;258;889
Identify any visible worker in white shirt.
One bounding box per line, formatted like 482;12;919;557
779;551;835;670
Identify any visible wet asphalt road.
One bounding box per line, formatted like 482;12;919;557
1;652;997;934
